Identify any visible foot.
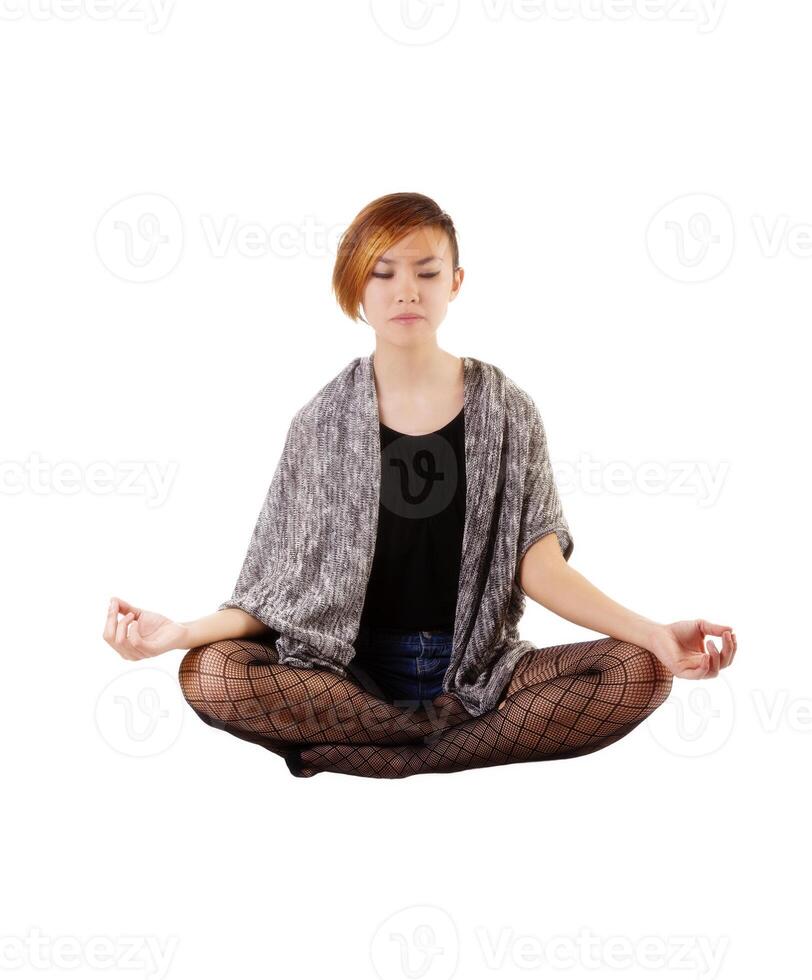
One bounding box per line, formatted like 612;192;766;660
282;746;319;778
431;691;472;727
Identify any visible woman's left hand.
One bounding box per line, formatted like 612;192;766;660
647;619;737;679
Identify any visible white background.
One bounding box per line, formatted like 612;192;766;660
1;1;809;978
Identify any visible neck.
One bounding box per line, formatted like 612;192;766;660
370;344;462;397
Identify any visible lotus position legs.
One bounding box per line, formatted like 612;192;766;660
178;634;673;779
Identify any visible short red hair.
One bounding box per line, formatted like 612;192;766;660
332;192;460;323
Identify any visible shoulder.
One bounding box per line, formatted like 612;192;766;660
289;355;367;426
471;356;539;417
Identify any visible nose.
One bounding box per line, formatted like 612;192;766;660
394;276;421;305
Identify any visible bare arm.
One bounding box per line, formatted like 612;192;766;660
180;608;270;648
517;531;662;648
516;532;737;679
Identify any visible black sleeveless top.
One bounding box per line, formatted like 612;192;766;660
358;406;466;631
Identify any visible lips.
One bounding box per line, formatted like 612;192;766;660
392;314;423;322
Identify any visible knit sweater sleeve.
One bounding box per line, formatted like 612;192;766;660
515;399;574;571
217;407;310;627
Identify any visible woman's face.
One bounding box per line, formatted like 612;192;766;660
361;226;464;347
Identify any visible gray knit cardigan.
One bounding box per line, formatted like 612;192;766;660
218;351;573;717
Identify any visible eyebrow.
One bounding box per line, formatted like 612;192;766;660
375;255;444;266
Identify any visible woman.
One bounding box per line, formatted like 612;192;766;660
103;191;737;779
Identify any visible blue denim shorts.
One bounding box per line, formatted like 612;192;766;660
348;622;453;704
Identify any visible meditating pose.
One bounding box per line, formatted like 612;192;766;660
102;191;737;778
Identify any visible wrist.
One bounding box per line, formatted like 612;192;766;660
636;619;667;649
178;621;195;649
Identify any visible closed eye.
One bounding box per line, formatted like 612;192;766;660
371;272;440;279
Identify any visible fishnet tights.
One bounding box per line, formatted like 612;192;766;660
179;635;673;779
177;637;472;760
298;638;673;777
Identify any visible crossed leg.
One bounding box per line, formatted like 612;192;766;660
179;635;673;780
296;637;674;778
177;636;472;772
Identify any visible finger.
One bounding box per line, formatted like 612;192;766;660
114;597;143;618
115;611;133;646
699;619;732;637
103;597;119;642
702;649;715;678
113;637;136;661
126;620;143;653
720;630;735;668
115;613;141;658
120;640;144;660
126;621;153;658
717;631;729;668
705;638;720;673
123;619;150;660
679;652;710;680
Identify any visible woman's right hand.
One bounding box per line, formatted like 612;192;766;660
103;596;190;660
